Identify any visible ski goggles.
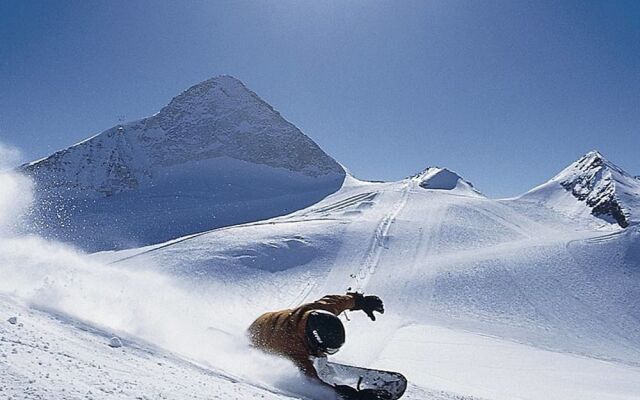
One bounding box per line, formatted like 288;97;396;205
324;347;340;355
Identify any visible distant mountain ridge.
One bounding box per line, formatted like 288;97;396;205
20;76;345;251
17;74;639;251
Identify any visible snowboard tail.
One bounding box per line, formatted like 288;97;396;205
315;359;407;399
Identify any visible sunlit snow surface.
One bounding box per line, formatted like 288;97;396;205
95;174;640;399
2;171;640;399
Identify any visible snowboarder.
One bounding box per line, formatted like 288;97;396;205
248;292;393;399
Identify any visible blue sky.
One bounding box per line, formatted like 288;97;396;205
1;0;638;197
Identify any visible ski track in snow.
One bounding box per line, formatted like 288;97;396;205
353;181;412;292
400;186;448;318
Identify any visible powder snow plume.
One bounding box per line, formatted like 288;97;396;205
0;142;22;169
0;155;330;398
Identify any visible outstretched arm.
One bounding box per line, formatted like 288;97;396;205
298;293;385;321
299;294;358;316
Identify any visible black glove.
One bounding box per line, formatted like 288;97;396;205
357;389;394;400
351;292;385;321
334;384;359;400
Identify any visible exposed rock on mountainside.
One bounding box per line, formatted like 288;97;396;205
559;152;628;227
520;151;639;228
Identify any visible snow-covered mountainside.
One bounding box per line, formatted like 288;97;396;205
519;151;640;228
4;138;640;399
86;170;640;400
19;76;345;251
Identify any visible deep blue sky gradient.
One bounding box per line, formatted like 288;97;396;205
1;0;638;197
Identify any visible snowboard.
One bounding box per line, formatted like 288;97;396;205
314;358;407;399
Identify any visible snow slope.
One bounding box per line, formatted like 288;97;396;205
0;295;299;400
0;280;477;400
3;150;640;399
19;76;345;251
90;168;640;400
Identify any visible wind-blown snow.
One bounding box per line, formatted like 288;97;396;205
0;170;485;399
0;170;338;400
0;142;22;169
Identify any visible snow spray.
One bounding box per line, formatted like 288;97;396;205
0;163;332;399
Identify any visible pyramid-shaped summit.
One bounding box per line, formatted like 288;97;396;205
521;150;640;228
24;75;343;198
150;76;343;177
20;76;346;251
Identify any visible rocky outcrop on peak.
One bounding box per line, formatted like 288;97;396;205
521;151;639;228
558;152;631;227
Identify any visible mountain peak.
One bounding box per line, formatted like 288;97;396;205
23;75;343;192
172;75;249;101
555;150;634;189
159;75;276;121
583;149;603;159
204;74;243;84
414;167;483;197
573;150;626;176
522;151;639;228
19;76;345;250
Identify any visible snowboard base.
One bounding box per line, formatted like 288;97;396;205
314;358;407;399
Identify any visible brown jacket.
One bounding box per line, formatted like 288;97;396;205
248;294;358;379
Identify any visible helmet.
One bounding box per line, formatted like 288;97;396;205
305;310;345;355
